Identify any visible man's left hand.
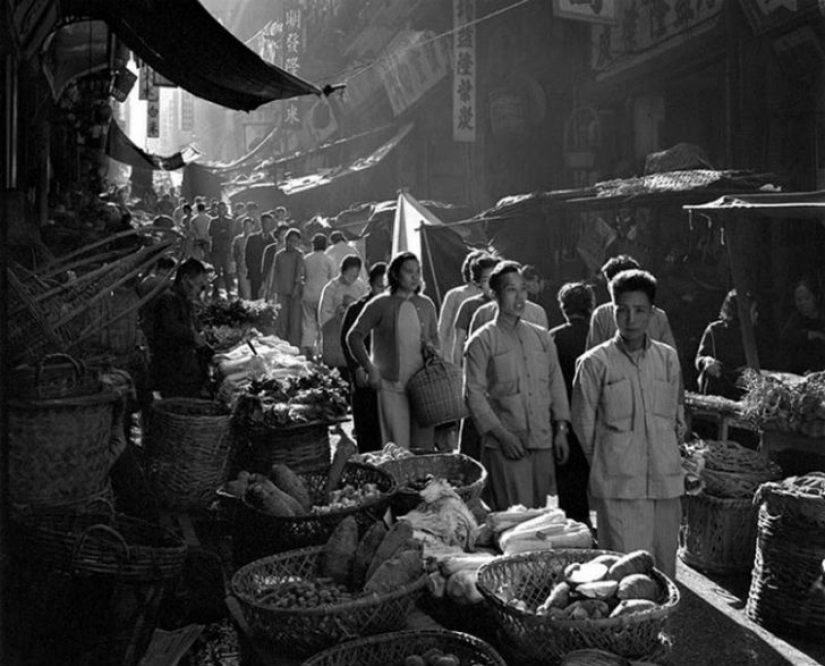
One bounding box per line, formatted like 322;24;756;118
554;430;570;465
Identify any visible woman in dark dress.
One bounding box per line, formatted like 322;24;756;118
549;281;595;527
780;278;825;375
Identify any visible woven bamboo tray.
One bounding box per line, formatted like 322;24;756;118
300;629;508;666
747;504;825;638
379;453;487;515
477;549;679;663
231;546;426;657
9;391;118;508
679;491;758;574
229;462;396;568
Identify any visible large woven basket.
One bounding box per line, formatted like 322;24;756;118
477;549;680;663
12;353;102;401
11;506;187;666
145;398;234;510
300;629;508;666
229;462;397;568
746;504;825;638
407;357;468;427
679;491;758;574
231;546;426;657
753;472;825;530
9;390;118;509
234;420;332;474
379;453;487;515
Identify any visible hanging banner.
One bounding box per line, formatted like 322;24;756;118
147;99;160;138
453;0;476;142
380;30;451;116
139;63;159;101
283;2;305;133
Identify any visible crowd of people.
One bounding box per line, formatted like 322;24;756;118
105;186;825;579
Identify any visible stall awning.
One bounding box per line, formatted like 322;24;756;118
61;0;323;111
278;123;414;196
106;120;200;171
684;191;825;218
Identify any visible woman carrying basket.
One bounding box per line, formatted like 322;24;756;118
347;252;439;451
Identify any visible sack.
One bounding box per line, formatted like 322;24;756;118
321;315;347;368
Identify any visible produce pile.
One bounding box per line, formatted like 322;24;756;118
198;300;279;350
485;506;593;555
354;442;415;465
499;550;666;620
681;439;781;499
398;649;480;666
249;517;424;610
741;369;825;436
232;364;350;428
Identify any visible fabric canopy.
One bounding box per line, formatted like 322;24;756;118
684;190;825;219
62;0;323;111
106;120;200;171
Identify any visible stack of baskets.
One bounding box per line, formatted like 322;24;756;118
145;398;234;511
680;440;781;574
229;462;397;568
476;549;680;664
379;453;487;516
9;502;188;666
299;630;508;666
747;473;825;638
231;546;427;658
9;351;118;512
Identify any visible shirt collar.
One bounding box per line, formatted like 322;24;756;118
614;331;652;357
494;311;521;330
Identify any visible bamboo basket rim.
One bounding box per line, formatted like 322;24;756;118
9;390;119;408
477;549;680;628
230;545;427;617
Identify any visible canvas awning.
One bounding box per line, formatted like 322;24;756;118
684;190;825;218
60;0;324;111
106;120;200;171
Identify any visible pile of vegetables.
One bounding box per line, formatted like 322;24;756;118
233;364;350;428
401;649;480;666
250;516;424;609
741;369;825;436
198;299;278;330
500;550;665;620
484;506;593;555
353;442;415;466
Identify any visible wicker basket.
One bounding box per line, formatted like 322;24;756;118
9;390;118;508
145;398;234;510
11;506;187;666
379;453;487;515
679;491;758;574
231;546;426;657
300;629;508;666
746;504;825;638
12;353;102;401
235;420;332;474
701;440;782;499
754;472;825;530
407;357;468;427
229;462;397;568
476;549;680;663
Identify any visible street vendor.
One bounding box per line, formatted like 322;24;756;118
780;278;825;375
150;258;213;398
464;260;571;511
572;269;683;579
347;251;439;451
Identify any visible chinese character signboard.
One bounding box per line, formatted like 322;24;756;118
147;99;160;138
453;0;476;142
283;2;304;133
180;90;194;132
553;0;619;24
591;0;723;76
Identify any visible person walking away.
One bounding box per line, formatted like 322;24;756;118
326;230;367;282
261;223;290;302
179;203;195;257
190;202;212;261
271;228;306;347
571;269;683;579
320;255;369;378
245;212;275;300
150;259;214;398
549;281;595;526
209;201;235;299
464;261;570;511
523;264;562;328
342;262;388;452
347;252;439;451
232;217;256;301
302;233;337;358
437;250;486;364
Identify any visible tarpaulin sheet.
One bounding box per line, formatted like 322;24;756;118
684;190;825;218
63;0;323;111
106;120;199;171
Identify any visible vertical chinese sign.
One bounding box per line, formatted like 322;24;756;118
283;1;304;142
453;0;476;142
140;63;161;138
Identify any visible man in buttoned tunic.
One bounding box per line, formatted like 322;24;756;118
571;269;684;579
464;261;571;511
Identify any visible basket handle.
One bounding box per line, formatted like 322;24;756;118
72;523;132;564
79;496;117;517
35;353;83;386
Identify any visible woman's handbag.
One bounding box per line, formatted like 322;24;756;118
407;355;468;427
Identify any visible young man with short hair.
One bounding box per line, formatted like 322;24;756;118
571;269;684;578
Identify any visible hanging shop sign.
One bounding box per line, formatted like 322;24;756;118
552;0;619;25
453;0;476;142
380;30;451;116
283;1;305;133
591;0;723;77
147;99;160;138
180;90;194;132
740;0;822;35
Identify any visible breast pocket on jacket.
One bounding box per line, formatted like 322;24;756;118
489;350;519;398
601;378;632;432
